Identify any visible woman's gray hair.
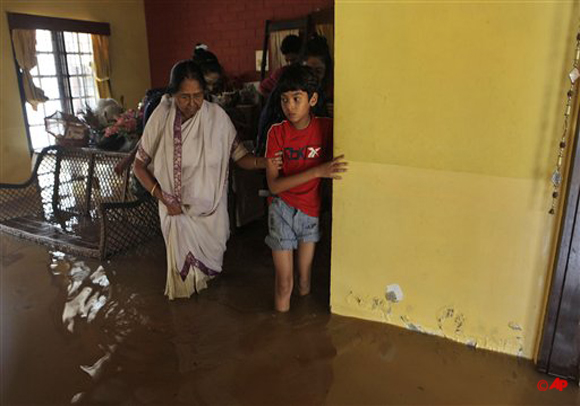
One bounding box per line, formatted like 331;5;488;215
167;60;206;95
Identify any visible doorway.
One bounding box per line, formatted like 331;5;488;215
537;104;580;382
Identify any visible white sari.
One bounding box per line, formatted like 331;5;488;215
136;95;247;299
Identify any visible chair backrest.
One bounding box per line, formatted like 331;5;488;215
142;88;166;126
48;146;132;218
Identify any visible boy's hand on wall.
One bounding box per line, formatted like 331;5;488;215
318;155;348;180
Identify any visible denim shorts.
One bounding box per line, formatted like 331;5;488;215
265;198;320;251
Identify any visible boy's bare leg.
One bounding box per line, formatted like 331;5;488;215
273;250;294;312
297;242;316;296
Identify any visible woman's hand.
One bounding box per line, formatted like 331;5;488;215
270;151;283;170
162;197;183;216
154;188;182;216
163;200;183;216
317;155;348;180
256;151;283;170
236;151;283;171
265;151;284;171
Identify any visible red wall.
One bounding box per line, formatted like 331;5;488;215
144;0;333;88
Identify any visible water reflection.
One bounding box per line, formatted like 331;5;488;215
49;254;110;334
47;250;148;403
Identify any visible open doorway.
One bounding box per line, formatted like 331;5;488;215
537;102;580;382
257;8;335;310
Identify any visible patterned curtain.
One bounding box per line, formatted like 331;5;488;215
11;29;48;110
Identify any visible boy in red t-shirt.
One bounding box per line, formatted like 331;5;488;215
265;65;347;312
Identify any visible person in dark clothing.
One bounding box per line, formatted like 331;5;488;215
192;44;225;97
258;34;302;98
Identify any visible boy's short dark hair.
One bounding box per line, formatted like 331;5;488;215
276;64;319;99
280;34;301;55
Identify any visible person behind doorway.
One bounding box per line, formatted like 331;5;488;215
264;65;347;312
259;34;302;98
192;43;225;99
303;35;333;112
255;35;333;156
134;60;282;299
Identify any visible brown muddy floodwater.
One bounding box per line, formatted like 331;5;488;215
1;220;579;405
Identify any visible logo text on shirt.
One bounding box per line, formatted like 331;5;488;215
284;146;322;160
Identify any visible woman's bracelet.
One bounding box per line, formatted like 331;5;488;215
150;183;158;196
254;157;259;168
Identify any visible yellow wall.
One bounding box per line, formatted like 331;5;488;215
332;0;579;358
0;0;150;183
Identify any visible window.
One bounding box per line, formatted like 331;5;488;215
8;13;110;153
25;29;98;151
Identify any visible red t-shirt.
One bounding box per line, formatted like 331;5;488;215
265;117;333;217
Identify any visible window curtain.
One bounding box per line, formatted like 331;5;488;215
268;29;300;72
316;24;334;57
91;34;112;99
11;29;48;111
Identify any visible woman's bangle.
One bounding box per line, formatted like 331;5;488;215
254;157;259;168
150;183;158;196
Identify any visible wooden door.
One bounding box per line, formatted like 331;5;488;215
537;110;580;382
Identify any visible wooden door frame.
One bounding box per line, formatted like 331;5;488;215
537;102;580;380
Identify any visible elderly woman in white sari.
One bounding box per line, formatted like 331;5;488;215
134;60;280;299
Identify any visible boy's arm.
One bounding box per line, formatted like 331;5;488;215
266;155;348;195
266;160;321;195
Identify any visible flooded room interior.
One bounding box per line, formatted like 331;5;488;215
1;0;580;405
